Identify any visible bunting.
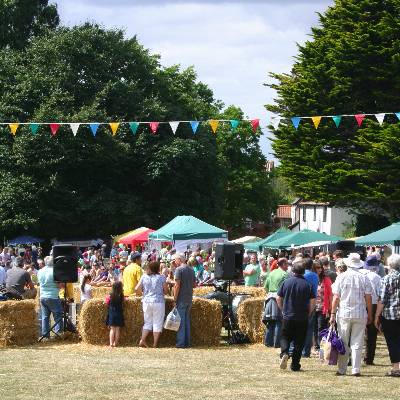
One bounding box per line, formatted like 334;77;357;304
149;122;159;134
291;117;301;130
109;122;119;136
230;120;239;131
70;123;80;136
270;116;281;130
332;116;342;128
190;121;200;134
49;123;60;136
250;119;260;132
311;116;322;129
355;114;365;127
169;121;179;135
129;122;139;135
90;123;100;137
30;123;39;135
209;120;219;134
9;123;19;135
375;113;385;125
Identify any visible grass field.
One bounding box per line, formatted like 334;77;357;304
0;338;397;400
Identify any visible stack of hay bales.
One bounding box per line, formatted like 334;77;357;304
79;297;222;347
0;300;38;347
73;286;112;304
237;298;265;343
194;285;265;298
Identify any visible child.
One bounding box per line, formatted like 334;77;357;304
105;281;124;348
80;275;93;305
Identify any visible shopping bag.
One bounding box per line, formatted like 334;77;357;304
164;307;181;331
328;346;339;366
322;336;332;362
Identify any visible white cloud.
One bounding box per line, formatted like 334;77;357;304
53;0;333;156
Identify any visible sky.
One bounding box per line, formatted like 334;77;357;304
54;0;333;158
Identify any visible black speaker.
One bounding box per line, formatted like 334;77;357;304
53;245;79;283
214;243;244;280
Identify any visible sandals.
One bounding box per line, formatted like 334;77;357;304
386;370;400;377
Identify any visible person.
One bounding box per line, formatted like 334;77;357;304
360;255;382;365
302;258;319;357
263;257;289;348
5;256;37;299
105;281;125;348
37;256;63;338
0;263;6;290
320;256;337;283
313;260;332;353
37;258;45;270
135;261;168;348
277;259;315;371
80;275;93;305
330;253;373;376
123;252;143;296
0;247;12;270
375;254;400;377
200;261;213;284
173;253;196;348
243;254;261;287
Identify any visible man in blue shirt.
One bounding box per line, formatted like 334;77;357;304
277;260;315;371
38;256;63;338
302;257;318;357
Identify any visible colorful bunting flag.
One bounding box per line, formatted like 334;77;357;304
90;123;100;137
149;122;159;134
69;123;80;136
396;112;400;121
49;123;60;136
332;116;342;128
355;114;365;127
30;123;39;135
129;122;139;135
190;121;200;134
9;123;19;135
375;113;385;125
230;120;239;130
291;117;301;130
270;117;281;130
109;122;120;136
311;116;322;129
209;120;219;134
169;121;179;135
250;119;260;133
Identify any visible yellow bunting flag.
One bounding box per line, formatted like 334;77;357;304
109;122;120;136
9;123;19;135
209;120;219;134
311;116;322;129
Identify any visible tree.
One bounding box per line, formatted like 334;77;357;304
0;23;222;238
267;0;400;220
0;0;59;49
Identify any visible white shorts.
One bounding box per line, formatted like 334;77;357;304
142;302;165;333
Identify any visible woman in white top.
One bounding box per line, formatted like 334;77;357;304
80;275;93;304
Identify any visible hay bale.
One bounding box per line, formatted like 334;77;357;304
0;300;38;347
194;285;265;298
237;298;265;343
73;285;112;304
79;297;222;347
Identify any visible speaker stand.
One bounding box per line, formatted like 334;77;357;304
225;280;235;344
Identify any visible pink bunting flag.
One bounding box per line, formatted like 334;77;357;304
355;114;365;127
49;123;60;136
250;119;260;133
149;122;159;134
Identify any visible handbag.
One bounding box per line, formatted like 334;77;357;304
320;326;345;366
164;307;181;331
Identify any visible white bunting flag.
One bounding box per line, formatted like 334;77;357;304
70;123;80;136
375;113;385;126
270;116;281;130
169;121;180;135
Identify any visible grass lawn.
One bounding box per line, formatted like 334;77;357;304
0;338;396;400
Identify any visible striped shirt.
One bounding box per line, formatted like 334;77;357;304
379;270;400;320
332;268;372;319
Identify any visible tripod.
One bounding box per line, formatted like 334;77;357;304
224;280;235;344
38;284;76;342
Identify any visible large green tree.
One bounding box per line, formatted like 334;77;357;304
267;0;400;220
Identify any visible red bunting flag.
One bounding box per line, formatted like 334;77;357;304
149;122;159;134
49;123;60;136
355;114;365;127
250;119;260;132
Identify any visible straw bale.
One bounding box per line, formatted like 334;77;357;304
0;300;38;347
194;285;265;298
73;285;112;304
79;297;222;347
237;298;265;343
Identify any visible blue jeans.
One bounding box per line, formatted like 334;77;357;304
302;311;316;357
176;302;191;348
40;297;63;337
264;320;282;347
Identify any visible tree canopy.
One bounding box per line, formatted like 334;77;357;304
0;3;275;240
267;0;400;221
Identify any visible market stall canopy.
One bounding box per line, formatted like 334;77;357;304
266;229;343;250
119;228;155;246
292;240;333;249
244;228;291;251
356;222;400;246
112;227;148;243
7;235;44;245
231;236;262;244
149;216;228;241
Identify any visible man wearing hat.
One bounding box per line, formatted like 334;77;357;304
360;255;382;365
123;252;143;296
330;253;373;376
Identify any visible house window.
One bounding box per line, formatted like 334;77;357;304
303;206;306;222
313;206;317;221
323;206;327;222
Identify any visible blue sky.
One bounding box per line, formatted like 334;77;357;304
54;0;333;157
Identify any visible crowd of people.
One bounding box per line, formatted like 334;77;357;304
0;242;399;378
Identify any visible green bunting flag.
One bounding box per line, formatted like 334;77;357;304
129;122;139;135
30;123;40;134
332;116;342;128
